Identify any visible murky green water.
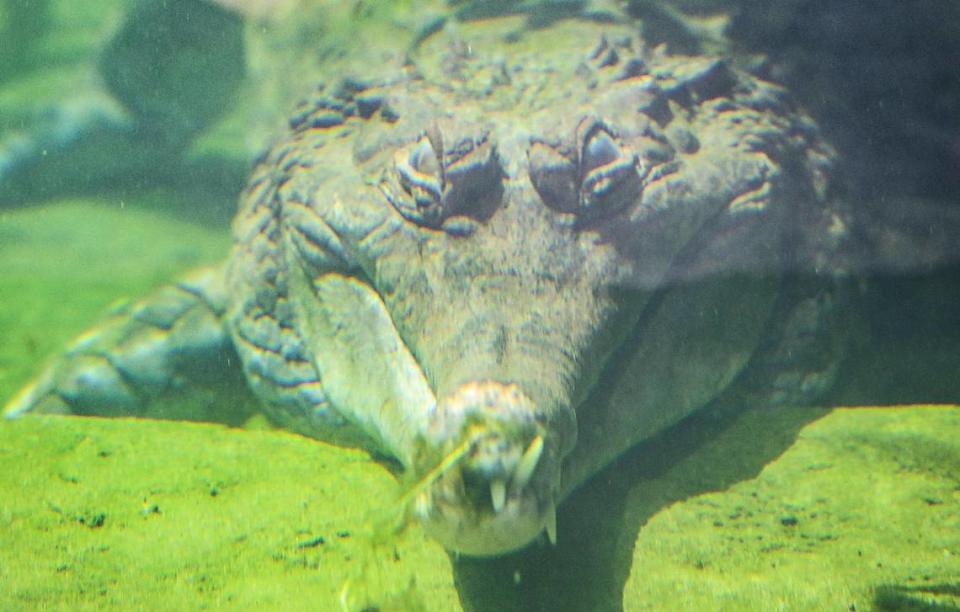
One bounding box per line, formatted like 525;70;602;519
1;1;958;609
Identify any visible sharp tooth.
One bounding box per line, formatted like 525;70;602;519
514;435;544;490
491;479;506;513
545;502;557;545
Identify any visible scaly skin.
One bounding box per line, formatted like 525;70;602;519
4;16;847;556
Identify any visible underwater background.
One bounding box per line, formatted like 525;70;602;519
1;1;959;609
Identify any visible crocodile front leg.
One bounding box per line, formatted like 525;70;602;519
3;266;253;424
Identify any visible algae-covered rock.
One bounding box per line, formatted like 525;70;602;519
624;406;960;610
0;415;459;610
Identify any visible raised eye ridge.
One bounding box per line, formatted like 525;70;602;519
528;140;579;214
395;138;443;214
529;119;643;221
387;129;503;229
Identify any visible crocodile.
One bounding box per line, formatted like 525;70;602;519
3;15;848;556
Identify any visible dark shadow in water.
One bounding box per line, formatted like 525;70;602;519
118;154;250;229
453;400;830;611
874;583;960;611
834;267;960;406
1;152;248;229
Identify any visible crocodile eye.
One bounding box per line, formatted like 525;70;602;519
394;135;445;226
529;119;643;221
388;128;503;229
577;121;642;219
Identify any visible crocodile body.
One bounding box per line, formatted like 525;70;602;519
4;16;847;555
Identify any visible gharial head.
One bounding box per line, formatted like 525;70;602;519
287;27;675;556
356;87;648;554
236;18;833;555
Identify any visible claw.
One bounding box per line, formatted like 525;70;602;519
513;434;544;490
491;478;506;513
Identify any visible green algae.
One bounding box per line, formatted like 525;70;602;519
0;415;458;610
624;405;960;610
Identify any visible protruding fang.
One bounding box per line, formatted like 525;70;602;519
514;435;544;490
545;503;557;545
491;479;507;513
